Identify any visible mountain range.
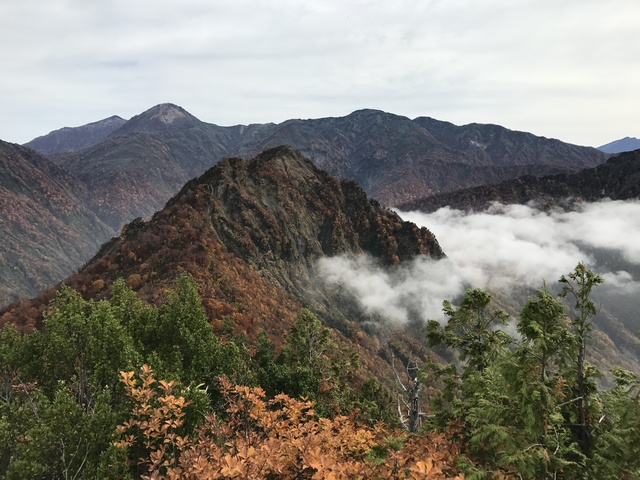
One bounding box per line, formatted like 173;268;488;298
0;103;608;307
24;103;607;225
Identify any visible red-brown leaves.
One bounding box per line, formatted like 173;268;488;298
116;366;464;479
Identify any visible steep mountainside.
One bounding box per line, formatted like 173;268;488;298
3;146;636;382
598;136;640;154
24;115;126;154
0;141;114;307
59;132;190;229
1;147;442;376
399;149;640;212
4;143;638;377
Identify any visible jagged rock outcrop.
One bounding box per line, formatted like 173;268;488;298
181;146;443;300
1;146;442;341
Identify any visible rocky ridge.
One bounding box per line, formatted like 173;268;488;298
1;146;442;354
399;149;640;213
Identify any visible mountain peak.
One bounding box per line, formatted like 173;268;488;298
113;103;202;135
144;103;192;125
598;136;640;154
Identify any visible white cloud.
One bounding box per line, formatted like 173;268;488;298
1;0;639;145
317;199;640;324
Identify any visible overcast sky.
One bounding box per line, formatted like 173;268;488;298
1;0;638;146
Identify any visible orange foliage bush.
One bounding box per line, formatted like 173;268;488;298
116;366;464;480
91;279;106;293
127;273;142;289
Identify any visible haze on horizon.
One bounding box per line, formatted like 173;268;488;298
1;0;638;147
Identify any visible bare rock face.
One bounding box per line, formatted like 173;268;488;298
186;145;443;300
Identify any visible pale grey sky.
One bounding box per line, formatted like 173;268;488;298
1;0;638;146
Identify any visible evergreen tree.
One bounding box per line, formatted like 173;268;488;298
559;262;603;466
426;288;511;373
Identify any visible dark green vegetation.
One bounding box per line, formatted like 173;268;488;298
2;263;639;479
424;263;640;479
0;274;389;479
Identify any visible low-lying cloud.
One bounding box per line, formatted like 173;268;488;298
317;200;640;324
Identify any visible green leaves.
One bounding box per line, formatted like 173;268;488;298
426;288;511;373
425;265;617;479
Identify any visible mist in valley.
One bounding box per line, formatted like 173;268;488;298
318;199;640;336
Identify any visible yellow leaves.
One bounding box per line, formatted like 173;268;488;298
116;366;465;479
409;458;443;479
119;370;135;387
220;453;247;477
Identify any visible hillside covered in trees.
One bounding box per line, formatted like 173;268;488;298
2;263;639;479
1;146;639;478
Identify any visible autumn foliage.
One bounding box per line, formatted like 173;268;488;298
116;365;464;480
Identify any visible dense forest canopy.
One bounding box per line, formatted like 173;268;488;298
1;264;639;479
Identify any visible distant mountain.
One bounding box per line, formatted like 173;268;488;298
414;116;604;169
59;132;190;229
0;146;443;380
399;149;640;213
108;103;253;178
0;141;114;308
24;115;126;154
598;136;640;154
230;109;606;205
25;105;607;231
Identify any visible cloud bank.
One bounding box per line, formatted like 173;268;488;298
317;200;640;324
